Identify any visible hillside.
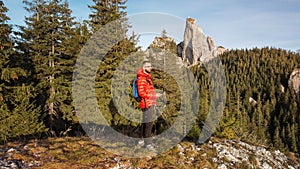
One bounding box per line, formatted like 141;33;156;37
148;17;300;154
0;137;299;169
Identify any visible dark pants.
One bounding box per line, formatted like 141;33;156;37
141;106;154;145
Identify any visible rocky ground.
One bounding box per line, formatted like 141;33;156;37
0;137;299;169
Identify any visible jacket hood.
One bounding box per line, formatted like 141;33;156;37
137;68;151;78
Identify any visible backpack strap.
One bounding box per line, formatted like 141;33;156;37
145;76;150;84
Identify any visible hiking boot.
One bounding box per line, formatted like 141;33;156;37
138;139;144;146
146;144;157;153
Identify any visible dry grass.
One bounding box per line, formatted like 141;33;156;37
1;137;298;169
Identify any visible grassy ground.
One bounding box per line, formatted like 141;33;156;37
0;137;219;169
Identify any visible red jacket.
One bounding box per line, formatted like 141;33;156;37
136;68;156;109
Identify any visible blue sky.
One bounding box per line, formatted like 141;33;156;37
3;0;300;51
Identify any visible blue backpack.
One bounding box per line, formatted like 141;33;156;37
132;77;142;102
132;76;149;102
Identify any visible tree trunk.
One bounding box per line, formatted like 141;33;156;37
48;38;56;133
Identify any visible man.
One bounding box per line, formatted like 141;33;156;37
136;60;162;149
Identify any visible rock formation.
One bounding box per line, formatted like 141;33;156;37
146;17;227;66
289;69;300;95
216;46;228;55
212;139;298;169
177;18;226;66
280;84;285;93
249;97;257;105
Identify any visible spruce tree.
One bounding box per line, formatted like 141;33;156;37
88;0;127;32
0;0;46;142
0;0;14;141
16;0;78;135
85;0;138;130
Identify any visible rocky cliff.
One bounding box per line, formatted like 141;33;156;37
177;18;227;66
289;69;300;95
147;18;227;66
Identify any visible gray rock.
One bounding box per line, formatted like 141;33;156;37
213;140;298;169
179;18;218;66
218;163;227;169
177;144;184;152
262;162;272;169
0;159;25;169
289;69;300;94
7;148;17;153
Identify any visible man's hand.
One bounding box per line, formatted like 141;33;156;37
155;93;162;98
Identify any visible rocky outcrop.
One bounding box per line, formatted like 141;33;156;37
217;46;228;55
212;139;299;169
289;69;300;95
177;18;226;66
249;97;257;105
0;147;42;168
175;138;298;169
147;17;227;66
280;84;285;93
